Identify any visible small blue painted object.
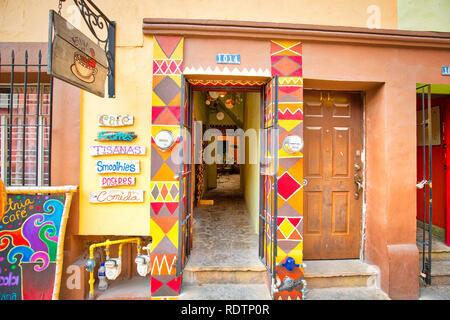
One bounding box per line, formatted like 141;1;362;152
85;258;96;272
442;66;450;76
281;257;300;271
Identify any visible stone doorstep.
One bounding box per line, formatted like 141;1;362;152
92;256;386;300
184;260;379;288
183;265;267;285
305;286;390;300
419;249;450;262
420;260;450;286
303;260;379;289
179;284;272;300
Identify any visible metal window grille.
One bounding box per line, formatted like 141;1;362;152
0;50;53;187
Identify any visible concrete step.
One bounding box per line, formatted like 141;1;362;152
419;248;450;262
183;265;267;285
417;230;450;262
305;286;390;300
303;260;378;288
179;283;271;300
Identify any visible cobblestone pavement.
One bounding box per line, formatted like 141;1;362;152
188;173;260;268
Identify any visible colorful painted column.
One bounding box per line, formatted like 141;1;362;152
150;35;184;299
270;40;305;300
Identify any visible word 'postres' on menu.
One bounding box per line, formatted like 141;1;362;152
100;176;136;187
90;145;146;156
96;160;140;174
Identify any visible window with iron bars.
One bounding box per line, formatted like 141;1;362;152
0;50;53;187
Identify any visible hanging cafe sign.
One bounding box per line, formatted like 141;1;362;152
48;0;116;98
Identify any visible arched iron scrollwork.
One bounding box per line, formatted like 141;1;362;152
72;0;116;97
73;0;110;46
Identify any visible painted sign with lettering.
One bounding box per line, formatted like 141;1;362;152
0;195;66;300
96;160;140;174
98;114;134;127
49;11;108;98
89;189;144;203
96;131;137;142
100;176;136;187
442;66;450;76
90;145;146;156
216;54;241;64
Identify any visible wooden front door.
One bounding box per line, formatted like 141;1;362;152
303;90;363;259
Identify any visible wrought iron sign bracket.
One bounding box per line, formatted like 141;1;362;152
72;0;116;98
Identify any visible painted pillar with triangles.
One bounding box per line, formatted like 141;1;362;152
270;40;305;300
149;35;184;299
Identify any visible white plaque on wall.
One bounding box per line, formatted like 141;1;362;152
89;189;144;203
98;114;134;127
90;145;146;156
100;176;136;187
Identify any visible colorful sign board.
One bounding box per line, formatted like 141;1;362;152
0;195;65;300
100;176;136;187
98;114;134;127
96;131;137;142
442;66;450;76
90;145;146;156
49;11;108;98
89;189;144;203
96;160;140;174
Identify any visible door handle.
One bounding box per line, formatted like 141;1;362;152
354;173;362;199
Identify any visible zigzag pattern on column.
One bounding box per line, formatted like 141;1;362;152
150;35;184;299
271;40;305;301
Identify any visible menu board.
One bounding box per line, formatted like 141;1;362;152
0;195;65;300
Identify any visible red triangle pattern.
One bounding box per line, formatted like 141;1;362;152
151;202;164;215
165;202;179;215
166;276;182;293
270;42;286;55
167;106;181;122
288;217;302;227
153;108;179;125
155;36;182;59
152;107;165;124
150;276;164;294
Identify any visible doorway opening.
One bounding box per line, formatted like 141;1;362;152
187;87;263;269
416;83;450;285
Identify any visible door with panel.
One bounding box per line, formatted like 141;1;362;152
303;90;363;259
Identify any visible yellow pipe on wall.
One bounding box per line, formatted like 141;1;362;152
88;237;143;299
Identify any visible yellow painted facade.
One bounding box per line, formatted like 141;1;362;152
1;0;398;45
0;0;398;235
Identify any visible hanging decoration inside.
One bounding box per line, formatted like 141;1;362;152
216;112;225;121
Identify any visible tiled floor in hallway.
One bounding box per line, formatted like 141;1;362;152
187;173;261;268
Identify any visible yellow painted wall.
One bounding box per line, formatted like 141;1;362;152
78;36;153;235
0;0;398;45
193;91;209;198
243;92;260;234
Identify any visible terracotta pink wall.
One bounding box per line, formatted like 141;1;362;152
303;41;450;299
